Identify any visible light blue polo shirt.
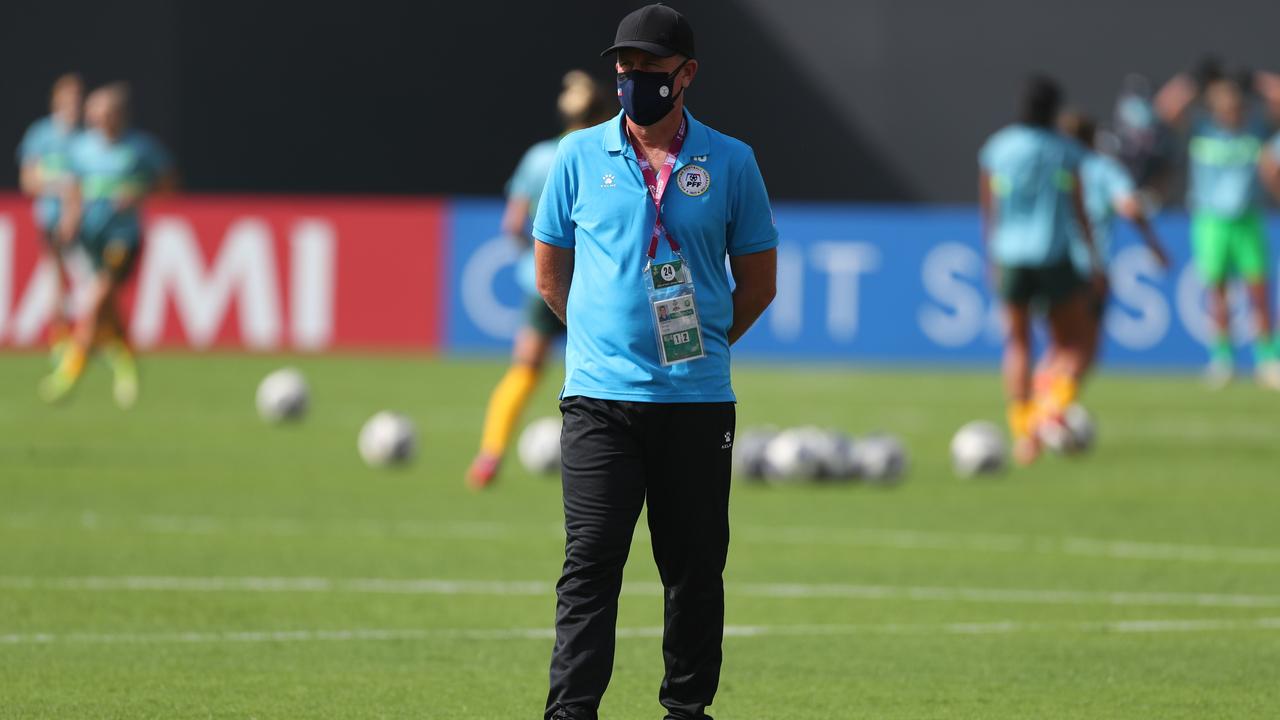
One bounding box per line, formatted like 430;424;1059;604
1069;151;1137;276
16;115;80;233
979;124;1084;267
533;109;778;403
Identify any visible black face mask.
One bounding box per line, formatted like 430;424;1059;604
617;59;689;126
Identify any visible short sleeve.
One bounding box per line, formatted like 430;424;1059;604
1104;159;1136;203
727;150;779;257
16;123;40;165
978;136;994;170
531;142;576;249
506;146;543;200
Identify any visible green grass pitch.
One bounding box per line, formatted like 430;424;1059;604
2;352;1279;719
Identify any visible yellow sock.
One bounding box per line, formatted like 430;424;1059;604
1007;400;1036;440
1042;374;1078;416
479;365;539;456
58;343;88;380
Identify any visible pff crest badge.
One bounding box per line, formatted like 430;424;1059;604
676;164;710;197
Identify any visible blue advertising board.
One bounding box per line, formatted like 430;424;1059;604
446;198;1280;369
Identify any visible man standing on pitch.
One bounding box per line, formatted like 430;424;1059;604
533;5;778;719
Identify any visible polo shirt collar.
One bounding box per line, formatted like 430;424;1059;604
603;109;712;162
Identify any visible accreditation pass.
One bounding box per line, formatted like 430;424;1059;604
653;293;706;365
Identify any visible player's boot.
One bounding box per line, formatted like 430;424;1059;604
47;320;71;369
1256;360;1280;392
38;343;87;404
1253;340;1280;391
1204;340;1234;389
104;341;139;409
466;452;501;490
1204;358;1234;389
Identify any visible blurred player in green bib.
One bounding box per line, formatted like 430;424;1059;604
16;73;84;355
466;71;612;489
1156;64;1280;389
1051;111;1169;378
980;76;1102;465
40;83;175;408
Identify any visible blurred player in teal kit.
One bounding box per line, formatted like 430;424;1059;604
1046;111;1169;378
40;83;176;408
1156;62;1280;389
980;76;1102;465
467;71;613;489
16;73;84;353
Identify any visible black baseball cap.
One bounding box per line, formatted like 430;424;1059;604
600;4;695;60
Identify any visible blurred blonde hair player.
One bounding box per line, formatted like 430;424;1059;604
16;73;84;357
466;71;613;489
39;83;175;408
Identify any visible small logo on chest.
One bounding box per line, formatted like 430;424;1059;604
601;173;616;188
677;164;710;197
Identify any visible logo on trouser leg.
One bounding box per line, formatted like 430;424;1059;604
721;431;733;450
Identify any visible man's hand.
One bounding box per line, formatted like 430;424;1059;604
727;248;777;345
535;240;574;324
1154;73;1199;130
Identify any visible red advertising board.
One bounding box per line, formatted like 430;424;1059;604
0;194;444;350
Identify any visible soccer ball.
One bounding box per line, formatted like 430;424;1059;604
950;421;1007;478
732;427;778;481
1063;404;1096;454
255;368;309;423
1039;404;1095;455
812;429;860;482
357;411;417;467
852;433;907;485
517;417;562;475
761;427;824;482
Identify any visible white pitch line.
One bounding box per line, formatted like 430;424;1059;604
4;617;1280;647
6;512;1280;565
737;526;1280;565
4;575;1280;609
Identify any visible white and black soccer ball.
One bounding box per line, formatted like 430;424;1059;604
517;417;562;475
852;433;907;485
255;367;309;423
357;411;417;468
1039;404;1095;456
732;427;778;482
1063;404;1096;454
761;427;824;482
950;420;1007;478
812;429;860;482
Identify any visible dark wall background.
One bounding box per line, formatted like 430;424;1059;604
3;0;1279;203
